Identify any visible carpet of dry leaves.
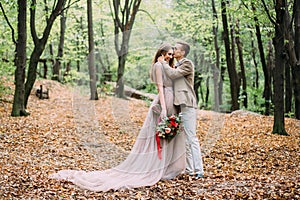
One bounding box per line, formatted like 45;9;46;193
0;79;299;199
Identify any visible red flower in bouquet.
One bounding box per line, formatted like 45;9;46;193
155;113;182;159
170;120;178;128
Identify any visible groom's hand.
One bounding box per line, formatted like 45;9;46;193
158;55;165;63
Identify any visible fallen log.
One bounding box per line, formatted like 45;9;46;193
104;82;156;101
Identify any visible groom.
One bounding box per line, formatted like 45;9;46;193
159;41;204;179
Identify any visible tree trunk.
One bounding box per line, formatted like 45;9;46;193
249;29;259;106
292;0;300;119
285;57;292;114
205;68;210;108
250;30;259;90
25;49;42;108
230;17;237;88
266;39;274;115
99;20;112;82
87;0;98;100
115;44;128;98
42;60;47;78
76;16;84;73
24;0;66;108
211;0;220;112
283;0;300;119
272;0;288;135
49;42;54;74
64;61;71;76
52;4;66;82
282;2;293;116
252;1;271;115
236;19;247;108
11;0;29;117
221;0;239;111
219;61;226;107
193;51;201;105
112;0;142;98
76;34;80;72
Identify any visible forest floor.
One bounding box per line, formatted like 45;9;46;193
0;78;300;199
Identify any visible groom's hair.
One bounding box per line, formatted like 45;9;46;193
176;41;190;57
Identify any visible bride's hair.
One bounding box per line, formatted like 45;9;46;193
152;43;173;64
150;43;174;82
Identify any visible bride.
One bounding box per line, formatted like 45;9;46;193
49;43;186;192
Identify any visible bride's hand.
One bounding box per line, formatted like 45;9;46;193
160;109;167;119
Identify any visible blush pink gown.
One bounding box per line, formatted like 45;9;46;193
49;62;186;191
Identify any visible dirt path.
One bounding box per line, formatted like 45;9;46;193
71;86;129;169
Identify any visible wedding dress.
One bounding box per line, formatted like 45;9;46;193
49;62;186;192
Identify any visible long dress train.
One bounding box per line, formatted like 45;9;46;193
49;62;186;192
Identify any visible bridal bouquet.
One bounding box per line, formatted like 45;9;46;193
156;113;182;140
155;113;182;159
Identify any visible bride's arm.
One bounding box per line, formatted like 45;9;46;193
155;64;167;118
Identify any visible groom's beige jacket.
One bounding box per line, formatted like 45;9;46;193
162;58;197;108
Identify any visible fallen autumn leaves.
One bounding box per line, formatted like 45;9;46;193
0;79;299;199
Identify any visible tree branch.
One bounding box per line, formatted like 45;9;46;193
44;0;49;21
288;0;295;31
128;0;141;30
108;0;120;54
42;0;66;43
261;0;276;25
52;0;57;12
30;0;39;45
241;0;249;10
60;0;80;16
0;2;16;44
112;0;123;30
138;9;163;36
125;0;131;26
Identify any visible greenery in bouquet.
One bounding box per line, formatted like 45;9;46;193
156;113;182;140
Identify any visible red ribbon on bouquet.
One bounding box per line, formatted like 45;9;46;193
155;117;162;160
155;131;162;160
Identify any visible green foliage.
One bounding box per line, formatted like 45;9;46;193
0;61;15;76
98;82;114;96
0;2;17;74
124;51;152;91
0;0;291;116
219;80;232;113
142;82;157;94
63;70;90;86
285;111;294;118
246;86;273;114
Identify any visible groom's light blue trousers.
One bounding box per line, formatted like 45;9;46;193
180;105;204;175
